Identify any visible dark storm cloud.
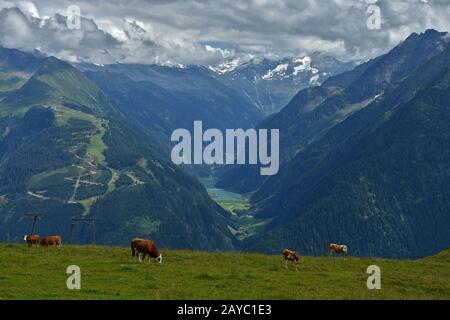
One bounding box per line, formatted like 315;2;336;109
0;0;449;65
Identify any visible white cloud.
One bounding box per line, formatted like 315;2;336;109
16;1;38;17
0;0;449;65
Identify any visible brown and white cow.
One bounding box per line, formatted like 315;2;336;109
40;235;62;248
131;238;162;264
282;248;300;271
328;243;348;256
23;234;40;247
131;238;146;261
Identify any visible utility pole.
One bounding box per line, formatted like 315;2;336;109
92;219;96;244
70;220;76;244
24;213;41;235
70;218;97;245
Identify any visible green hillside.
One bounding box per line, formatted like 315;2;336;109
214;30;450;259
243;37;450;259
0;52;234;250
0;244;448;300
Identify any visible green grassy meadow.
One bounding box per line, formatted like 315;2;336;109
0;244;449;300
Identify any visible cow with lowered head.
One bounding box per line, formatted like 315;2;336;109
40;235;62;248
131;238;162;264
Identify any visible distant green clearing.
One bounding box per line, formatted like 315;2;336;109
54;105;97;126
29;166;80;189
202;180;265;239
207;187;244;202
79;197;98;216
28;166;81;200
54;106;108;168
216;200;251;215
87;122;107;165
231;216;271;241
202;179;269;240
0;244;448;300
204;185;250;215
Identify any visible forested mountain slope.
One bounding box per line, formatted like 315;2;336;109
217;30;450;194
0;51;234;249
243;35;450;258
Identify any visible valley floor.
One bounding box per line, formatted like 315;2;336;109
0;244;449;300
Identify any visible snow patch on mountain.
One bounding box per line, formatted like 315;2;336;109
161;61;187;69
257;56;320;81
293;56;319;76
262;63;289;80
209;58;242;74
309;74;320;85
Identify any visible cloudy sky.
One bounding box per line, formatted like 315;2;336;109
0;0;449;65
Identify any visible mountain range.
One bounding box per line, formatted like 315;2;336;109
0;48;233;249
1;29;450;259
218;29;450;258
2;47;349;248
210;53;355;114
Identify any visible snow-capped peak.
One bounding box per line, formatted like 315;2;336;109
293;56;318;76
262;63;289;80
161;61;187;69
209;58;242;74
259;55;320;81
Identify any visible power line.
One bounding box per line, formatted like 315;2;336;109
24;213;41;235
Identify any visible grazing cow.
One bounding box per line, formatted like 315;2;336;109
282;248;300;271
130;238;145;260
131;238;162;264
40;235;62;248
328;243;348;257
23;234;40;247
